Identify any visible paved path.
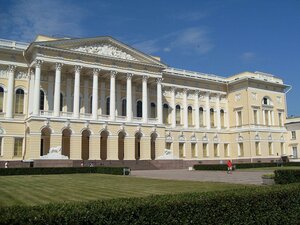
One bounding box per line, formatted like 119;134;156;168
131;169;269;185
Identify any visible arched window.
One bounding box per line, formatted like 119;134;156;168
150;102;156;118
39;90;45;111
176;105;181;125
220;109;225;128
163;104;169;124
199;107;204;127
210;108;215;127
106;97;110;115
0;86;4;112
15;89;24;114
122;99;126;116
188;106;193;126
137;100;142;117
60;93;64;111
262;97;272;106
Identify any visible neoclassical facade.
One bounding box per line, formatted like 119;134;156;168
0;35;291;163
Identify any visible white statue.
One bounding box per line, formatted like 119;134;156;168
157;149;179;160
40;146;68;159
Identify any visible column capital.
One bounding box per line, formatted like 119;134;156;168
170;86;176;92
182;88;188;94
156;77;163;84
35;59;43;68
142;75;149;81
126;73;133;80
55;63;63;71
93;68;100;75
75;65;82;73
194;89;200;95
110;70;117;78
205;92;210;97
7;65;16;72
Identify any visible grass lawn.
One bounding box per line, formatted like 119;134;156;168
238;166;300;172
0;173;250;207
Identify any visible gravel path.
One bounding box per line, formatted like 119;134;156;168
131;169;269;185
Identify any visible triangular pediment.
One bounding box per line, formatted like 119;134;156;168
31;36;166;67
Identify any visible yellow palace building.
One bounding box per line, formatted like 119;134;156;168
0;35;291;167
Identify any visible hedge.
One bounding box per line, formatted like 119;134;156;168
0;184;299;225
0;167;130;176
193;162;300;171
275;169;300;184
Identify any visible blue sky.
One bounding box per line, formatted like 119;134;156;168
1;0;300;115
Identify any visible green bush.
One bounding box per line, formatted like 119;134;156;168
0;184;299;225
0;167;129;176
193;162;300;171
275;170;300;184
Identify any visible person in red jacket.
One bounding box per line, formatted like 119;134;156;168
227;160;232;174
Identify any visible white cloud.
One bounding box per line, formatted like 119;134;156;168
132;27;214;55
0;0;86;41
240;52;256;62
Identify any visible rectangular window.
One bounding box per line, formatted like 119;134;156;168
165;142;171;150
203;143;208;157
292;146;298;158
191;143;196;158
179;143;184;158
253;110;258;125
224;144;229;157
255;142;261;156
214;144;219;157
278;113;283;127
281;143;285;155
237;111;242;126
238;143;244;157
265;110;269;125
269;142;273;155
14;138;23;157
292;131;296;140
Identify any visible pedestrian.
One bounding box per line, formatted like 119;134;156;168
227;160;232;174
80;161;84;167
4;161;8;169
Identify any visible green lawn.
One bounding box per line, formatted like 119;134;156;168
0;174;249;207
238;166;300;171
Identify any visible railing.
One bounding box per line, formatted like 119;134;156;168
132;117;143;123
60;111;73;117
98;115;110;120
165;67;226;83
40;110;53;116
148;118;158;124
0;38;28;50
80;113;92;119
116;116;127;122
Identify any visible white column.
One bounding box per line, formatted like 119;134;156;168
183;89;188;128
73;65;82;118
156;78;163;124
263;110;266;125
205;92;210;129
33;60;43;116
83;79;89;113
171;87;176;127
216;93;221;129
6;65;16;118
66;76;72;112
92;68;99;120
142;75;149;123
110;71;117;120
53;63;63;117
47;75;54;111
100;81;105;115
116;81;121;116
28;70;35;114
126;73;133;122
194;90;200;129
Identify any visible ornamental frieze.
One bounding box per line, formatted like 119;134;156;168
70;44;138;61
